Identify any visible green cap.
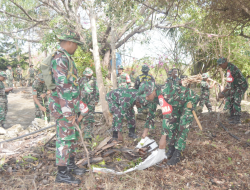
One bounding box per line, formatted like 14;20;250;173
38;74;44;81
138;81;155;96
202;73;209;79
118;65;124;70
56;29;84;45
217;57;227;65
0;71;7;78
141;65;150;72
83;67;93;76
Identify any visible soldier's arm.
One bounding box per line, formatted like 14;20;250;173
134;76;140;89
32;86;46;112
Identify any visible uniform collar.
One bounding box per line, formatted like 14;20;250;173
59;47;71;57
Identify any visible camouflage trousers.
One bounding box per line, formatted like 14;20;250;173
80;104;95;139
28;76;35;86
0;102;7;126
107;97;135;132
16;74;22;84
140;102;157;129
34;102;50;122
228;86;248;116
6;79;13;88
199;95;212;112
223;96;231;111
162;106;194;151
56;116;80;166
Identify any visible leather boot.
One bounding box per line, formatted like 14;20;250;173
230;115;240;124
55;166;81;184
166;145;175;159
128;128;138;139
229;115;237;124
167;149;182;165
68;157;86;175
227;114;234;122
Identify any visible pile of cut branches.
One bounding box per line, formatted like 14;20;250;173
182;74;202;86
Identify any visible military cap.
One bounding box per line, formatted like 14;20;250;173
141;64;150;72
83;67;93;76
118;65;124;70
202;73;209;79
38;73;44;81
7;65;11;67
138;81;155;96
57;29;84;45
0;71;7;78
17;64;20;66
30;64;34;67
217;57;227;65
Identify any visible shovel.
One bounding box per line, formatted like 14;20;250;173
187;102;202;130
42;98;48;125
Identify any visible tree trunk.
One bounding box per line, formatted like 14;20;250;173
89;7;112;126
111;26;117;89
102;50;110;68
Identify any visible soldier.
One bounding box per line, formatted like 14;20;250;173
32;74;50;122
106;81;155;141
79;67;99;142
166;68;181;86
117;65;131;88
6;65;14;89
217;57;248;124
16;64;23;86
48;30;86;184
199;73;216;112
28;64;35;86
0;71;13;129
147;82;199;165
134;64;155;89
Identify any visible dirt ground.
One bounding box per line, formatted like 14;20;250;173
0;88;250;190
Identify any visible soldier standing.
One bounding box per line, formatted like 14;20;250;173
6;65;14;89
79;67;99;142
28;64;35;86
199;73;216;112
0;71;13;128
117;65;131;88
217;57;248;124
16;64;23;86
32;74;50;122
134;65;155;89
166;68;181;86
48;30;86;184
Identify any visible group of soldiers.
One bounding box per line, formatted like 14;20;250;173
0;29;248;185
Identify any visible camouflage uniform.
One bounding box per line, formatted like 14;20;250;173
218;60;248;116
0;72;9;127
134;65;155;89
106;82;154;132
6;68;13;88
117;65;131;88
199;73;212;112
28;67;36;86
79;68;99;139
161;82;199;151
48;45;81;166
16;66;23;83
32;75;50;121
166;76;181;86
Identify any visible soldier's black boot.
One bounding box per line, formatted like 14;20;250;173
55;166;81;184
167;149;181;165
128;128;138;139
229;115;237;124
68;157;86;175
166;145;175;159
227;113;234;122
112;131;118;140
230;115;241;124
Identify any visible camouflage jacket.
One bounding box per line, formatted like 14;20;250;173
32;79;48;103
166;76;181;86
6;69;13;80
79;76;99;106
0;81;8;103
49;47;80;118
16;67;22;75
117;72;131;88
161;83;199;108
29;68;35;77
225;62;248;90
200;80;210;96
134;73;155;89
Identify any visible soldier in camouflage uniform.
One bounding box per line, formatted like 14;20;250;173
166;68;181;86
106;81;154;141
117;65;131;88
199;73;216;112
32;74;50;122
6;65;14;88
16;64;23;86
217;57;248;124
79;67;99;142
48;30;86;184
0;72;13;128
134;65;155;89
28;64;36;86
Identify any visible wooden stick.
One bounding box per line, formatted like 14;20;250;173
192;110;203;131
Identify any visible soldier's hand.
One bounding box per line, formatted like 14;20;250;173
67;115;76;124
40;106;46;112
40;93;46;98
